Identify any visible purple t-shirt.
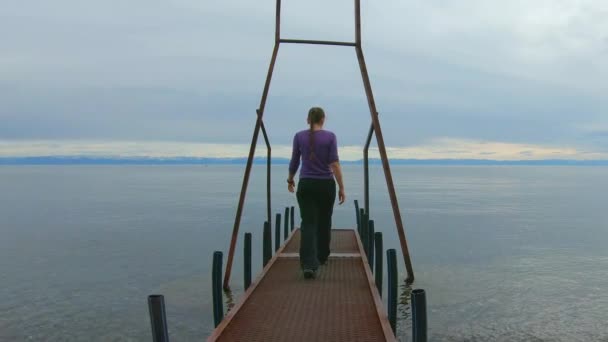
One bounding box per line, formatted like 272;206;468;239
289;129;339;179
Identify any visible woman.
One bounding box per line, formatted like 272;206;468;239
287;107;346;279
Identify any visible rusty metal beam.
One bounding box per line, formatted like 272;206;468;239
355;0;415;284
279;39;356;47
224;116;260;291
355;0;361;45
260;114;271;230
363;123;374;216
275;0;281;43
223;42;280;290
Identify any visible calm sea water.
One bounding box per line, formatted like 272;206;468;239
1;165;607;341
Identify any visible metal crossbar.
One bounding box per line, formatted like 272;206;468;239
279;38;356;47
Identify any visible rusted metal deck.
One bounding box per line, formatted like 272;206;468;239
208;229;396;341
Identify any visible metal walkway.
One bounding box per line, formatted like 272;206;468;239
208;229;396;341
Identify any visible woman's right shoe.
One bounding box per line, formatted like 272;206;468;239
303;269;316;279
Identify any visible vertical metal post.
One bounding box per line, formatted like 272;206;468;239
368;220;375;270
354;200;360;228
263;221;272;267
364;123;374;215
387;248;398;333
212;251;224;327
244;233;252;290
148;295;170;342
354;0;361;44
275;213;281;252
263;120;271;232
275;0;281;43
361;213;369;257
412;289;428;342
290;206;295;231
284;207;289;240
355;0;414;284
358;208;365;236
374;232;383;297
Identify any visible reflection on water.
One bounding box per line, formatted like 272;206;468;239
224;288;236;313
399;281;413;321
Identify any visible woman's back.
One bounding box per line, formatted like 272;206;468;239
287;106;346;278
290;129;338;180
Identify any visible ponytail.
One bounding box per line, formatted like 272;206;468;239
309;120;315;160
307;107;325;160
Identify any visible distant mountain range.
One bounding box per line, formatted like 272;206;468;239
1;156;607;166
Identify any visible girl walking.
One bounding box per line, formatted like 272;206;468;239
287;107;345;279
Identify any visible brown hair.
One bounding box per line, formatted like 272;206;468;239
308;107;325;160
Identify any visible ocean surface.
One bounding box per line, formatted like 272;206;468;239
1;165;607;341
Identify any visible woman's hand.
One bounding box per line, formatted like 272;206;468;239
338;188;346;205
330;161;345;205
287;179;295;193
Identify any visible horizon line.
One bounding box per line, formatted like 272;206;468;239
1;156;607;166
2;139;607;161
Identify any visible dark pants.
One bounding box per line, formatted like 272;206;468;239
296;178;336;270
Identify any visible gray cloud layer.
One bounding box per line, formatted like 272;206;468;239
1;0;607;153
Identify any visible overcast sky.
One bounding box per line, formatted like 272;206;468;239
1;0;607;159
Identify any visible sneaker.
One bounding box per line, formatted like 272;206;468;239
303;269;316;279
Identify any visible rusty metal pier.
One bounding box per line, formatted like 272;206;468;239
145;2;429;341
208;228;396;341
224;0;415;292
204;1;421;341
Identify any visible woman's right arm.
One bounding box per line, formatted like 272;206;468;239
330;161;345;204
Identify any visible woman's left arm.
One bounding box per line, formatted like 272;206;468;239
288;135;300;192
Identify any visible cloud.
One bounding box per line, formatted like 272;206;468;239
1;138;606;161
1;0;607;151
364;137;608;160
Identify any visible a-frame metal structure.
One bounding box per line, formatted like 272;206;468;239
223;0;415;290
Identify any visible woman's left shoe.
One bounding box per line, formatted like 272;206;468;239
303;269;316;279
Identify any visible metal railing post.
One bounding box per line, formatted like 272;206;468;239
275;213;281;252
148;295;170;342
244;233;252;290
358;208;365;236
354;200;360;228
374;232;383;296
212;251;224;327
290;206;295;231
263;221;272;267
284;207;289;240
361;213;369;257
412;289;428;342
368;220;375;270
387;248;398;333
